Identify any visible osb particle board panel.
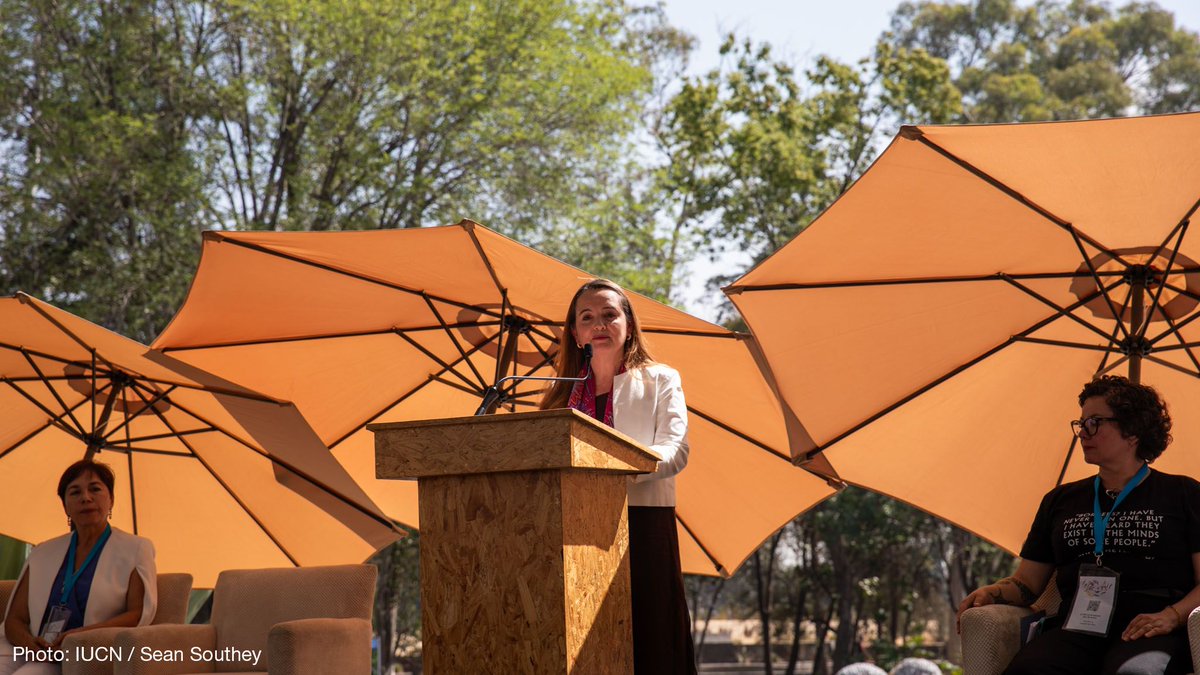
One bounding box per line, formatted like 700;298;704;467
418;471;569;674
373;409;659;479
561;471;634;674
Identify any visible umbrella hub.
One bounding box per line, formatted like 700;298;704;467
1117;334;1154;357
63;365;171;415
83;433;108;454
503;315;532;333
1070;250;1200;325
452;304;553;370
1122;264;1162;291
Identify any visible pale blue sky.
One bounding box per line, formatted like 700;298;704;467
663;0;1200;75
661;0;1200;319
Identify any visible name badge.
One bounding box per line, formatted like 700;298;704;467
40;604;71;644
1063;564;1119;636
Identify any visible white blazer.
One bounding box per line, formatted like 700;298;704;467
612;363;690;507
4;528;157;639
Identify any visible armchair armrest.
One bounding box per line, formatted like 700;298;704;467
114;624;217;675
960;605;1035;675
1188;606;1200;675
267;618;371;675
63;627;125;675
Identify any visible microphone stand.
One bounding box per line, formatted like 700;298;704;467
474;345;593;416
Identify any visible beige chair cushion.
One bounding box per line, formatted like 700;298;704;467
0;572;191;626
61;573;193;675
152;573;194;625
960;575;1061;675
210;564;375;673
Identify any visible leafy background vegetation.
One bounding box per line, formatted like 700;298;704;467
2;0;1198;671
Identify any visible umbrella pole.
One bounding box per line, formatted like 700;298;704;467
475;316;529;415
1125;266;1151;385
85;377;125;459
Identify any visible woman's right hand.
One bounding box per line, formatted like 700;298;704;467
956;584;1003;633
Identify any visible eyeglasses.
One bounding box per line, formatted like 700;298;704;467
1070;416;1120;438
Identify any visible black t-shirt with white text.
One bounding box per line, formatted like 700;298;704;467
1020;469;1200;610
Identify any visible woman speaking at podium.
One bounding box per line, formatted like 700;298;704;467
540;278;697;674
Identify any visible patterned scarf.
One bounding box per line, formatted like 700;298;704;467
567;364;623;427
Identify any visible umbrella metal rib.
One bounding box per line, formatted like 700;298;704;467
205;233;500;322
676;513;725;577
420;292;491;390
797;278;1125;463
1070;230;1135;343
100;383;178;443
145;389;398;531
20;350;89;435
905;127;1118;258
2;377;106;447
912;128;1200;383
145;400;302;567
724;269;1141;294
1001;274;1127;345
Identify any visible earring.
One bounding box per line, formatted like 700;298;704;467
67;517;73;529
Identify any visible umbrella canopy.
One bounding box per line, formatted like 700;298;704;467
726;111;1200;553
151;221;836;576
0;293;400;587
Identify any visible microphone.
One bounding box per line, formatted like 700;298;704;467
474;344;594;416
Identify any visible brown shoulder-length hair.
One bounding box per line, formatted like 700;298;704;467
539;279;654;410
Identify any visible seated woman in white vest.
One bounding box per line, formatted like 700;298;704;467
1;459;157;675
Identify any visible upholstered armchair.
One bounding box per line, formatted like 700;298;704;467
62;572;194;675
112;564;376;675
0;573;193;675
960;575;1200;674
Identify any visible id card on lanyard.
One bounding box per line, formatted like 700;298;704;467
41;524;111;644
1063;464;1149;636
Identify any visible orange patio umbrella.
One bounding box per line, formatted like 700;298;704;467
726;112;1200;553
0;293;400;587
151;221;836;576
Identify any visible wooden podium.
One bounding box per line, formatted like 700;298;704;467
371;409;660;674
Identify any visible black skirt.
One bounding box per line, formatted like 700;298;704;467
628;506;698;675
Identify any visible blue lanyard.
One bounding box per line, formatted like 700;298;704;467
1092;464;1149;565
60;525;112;605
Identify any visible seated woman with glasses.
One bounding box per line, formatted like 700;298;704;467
956;375;1200;675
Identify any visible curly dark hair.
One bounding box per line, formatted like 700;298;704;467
1078;375;1172;462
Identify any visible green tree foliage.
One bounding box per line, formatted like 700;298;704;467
886;0;1200;122
652;33;960;304
372;529;422;673
0;0;212;341
702;489;1009;673
0;0;675;338
201;0;656;233
528;4;695;302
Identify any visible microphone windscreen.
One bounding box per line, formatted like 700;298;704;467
582;343;593;361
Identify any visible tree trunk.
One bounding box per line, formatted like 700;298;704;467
783;586;807;675
754;549;775;675
811;601;836;675
694;577;725;665
831;567;857;670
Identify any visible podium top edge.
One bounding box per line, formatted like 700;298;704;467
369;408;600;432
